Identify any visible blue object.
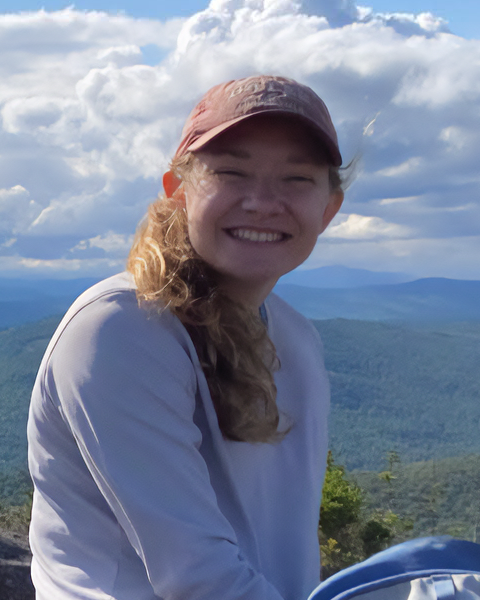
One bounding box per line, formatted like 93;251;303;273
309;536;480;600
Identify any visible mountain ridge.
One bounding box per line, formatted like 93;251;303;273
1;271;479;329
275;277;480;322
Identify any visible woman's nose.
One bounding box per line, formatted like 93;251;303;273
241;178;284;213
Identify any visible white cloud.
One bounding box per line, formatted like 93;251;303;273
0;1;479;279
0;255;125;278
2;97;65;133
97;45;144;67
0;185;42;235
310;235;480;280
324;213;412;239
69;232;134;258
375;157;423;178
378;195;418;206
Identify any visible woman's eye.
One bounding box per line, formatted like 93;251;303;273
215;170;245;178
285;176;314;183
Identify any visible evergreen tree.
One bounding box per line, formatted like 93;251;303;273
319;452;413;578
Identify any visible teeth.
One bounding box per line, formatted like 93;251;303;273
230;229;283;242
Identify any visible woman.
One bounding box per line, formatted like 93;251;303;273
28;75;345;600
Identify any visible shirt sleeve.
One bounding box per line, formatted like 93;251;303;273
44;291;286;600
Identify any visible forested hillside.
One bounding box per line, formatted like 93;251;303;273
0;315;479;503
355;453;480;542
314;319;480;470
0;316;60;502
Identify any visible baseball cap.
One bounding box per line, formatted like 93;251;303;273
174;75;342;166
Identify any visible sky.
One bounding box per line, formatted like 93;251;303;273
0;0;479;280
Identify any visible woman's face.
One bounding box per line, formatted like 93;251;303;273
180;115;343;307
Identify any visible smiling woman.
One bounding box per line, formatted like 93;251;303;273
28;75;345;600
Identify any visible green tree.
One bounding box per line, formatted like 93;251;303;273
320;451;363;539
319;452;413;579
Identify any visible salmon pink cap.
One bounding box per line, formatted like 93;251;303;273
174;75;342;166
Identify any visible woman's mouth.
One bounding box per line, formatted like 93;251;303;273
226;228;290;242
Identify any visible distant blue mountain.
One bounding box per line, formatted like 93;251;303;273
0;277;101;301
275;278;480;322
1;272;479;329
0;277;100;329
279;265;413;288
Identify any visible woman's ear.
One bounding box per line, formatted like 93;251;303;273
321;189;344;233
163;171;185;206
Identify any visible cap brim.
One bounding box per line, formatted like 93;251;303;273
186;109;342;166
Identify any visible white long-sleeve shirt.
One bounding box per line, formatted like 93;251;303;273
27;272;330;600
